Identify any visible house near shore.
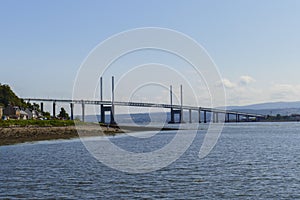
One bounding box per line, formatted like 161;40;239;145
3;105;28;120
3;105;20;119
1;105;43;120
25;108;40;119
19;110;29;120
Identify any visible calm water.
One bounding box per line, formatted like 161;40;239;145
1;122;300;199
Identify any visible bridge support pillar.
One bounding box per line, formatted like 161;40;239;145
52;102;56;118
198;108;201;123
100;105;116;125
40;102;44;113
81;101;85;122
189;109;192;123
100;105;105;123
246;115;250;122
204;110;207;123
212;112;216;123
226;113;230;123
70;103;74;120
170;108;174;123
236;114;240;122
179;110;183;123
169;109;182;124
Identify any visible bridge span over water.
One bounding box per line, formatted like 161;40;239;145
22;76;265;124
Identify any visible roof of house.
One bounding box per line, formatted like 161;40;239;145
20;110;28;115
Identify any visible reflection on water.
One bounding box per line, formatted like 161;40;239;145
1;122;300;199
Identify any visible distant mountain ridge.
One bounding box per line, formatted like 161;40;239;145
227;101;300;116
227;101;300;110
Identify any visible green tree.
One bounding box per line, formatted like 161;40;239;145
0;84;26;107
57;107;69;119
43;111;51;119
276;114;281;120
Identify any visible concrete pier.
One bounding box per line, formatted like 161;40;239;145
81;101;85;122
189;109;192;123
52;102;56;118
100;105;115;124
198;108;201;123
226;113;230;123
212;112;216;123
204;110;207;123
246;115;250;122
236;114;240;122
70;103;74;120
40;102;44;113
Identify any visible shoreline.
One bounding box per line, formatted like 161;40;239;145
0;125;121;146
0;124;179;146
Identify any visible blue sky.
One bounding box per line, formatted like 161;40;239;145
1;0;300;111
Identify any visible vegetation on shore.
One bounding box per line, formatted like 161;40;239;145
0;84;38;110
0;119;76;127
262;114;300;122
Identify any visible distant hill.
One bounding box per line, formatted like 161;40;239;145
227;101;300;116
227;101;300;110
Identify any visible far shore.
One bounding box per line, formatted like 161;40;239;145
0;124;179;146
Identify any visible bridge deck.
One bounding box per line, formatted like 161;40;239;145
22;98;265;118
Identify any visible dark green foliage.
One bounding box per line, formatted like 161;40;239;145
43;111;51;119
0;84;26;107
0;84;39;110
58;107;70;119
27;102;40;111
0;119;75;127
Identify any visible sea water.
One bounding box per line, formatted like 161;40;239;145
1;122;300;199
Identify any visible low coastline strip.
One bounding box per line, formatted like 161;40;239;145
0;124;122;146
0;122;179;146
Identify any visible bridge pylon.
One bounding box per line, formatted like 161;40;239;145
99;76;116;125
168;85;184;124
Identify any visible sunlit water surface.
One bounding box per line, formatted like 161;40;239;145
1;122;300;199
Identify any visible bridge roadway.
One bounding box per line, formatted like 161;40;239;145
22;98;265;123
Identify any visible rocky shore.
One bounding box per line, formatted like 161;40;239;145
0;125;123;146
0;124;179;146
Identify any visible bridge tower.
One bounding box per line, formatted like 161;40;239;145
169;85;183;124
100;76;116;125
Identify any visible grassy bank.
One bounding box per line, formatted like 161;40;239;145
0;119;76;127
